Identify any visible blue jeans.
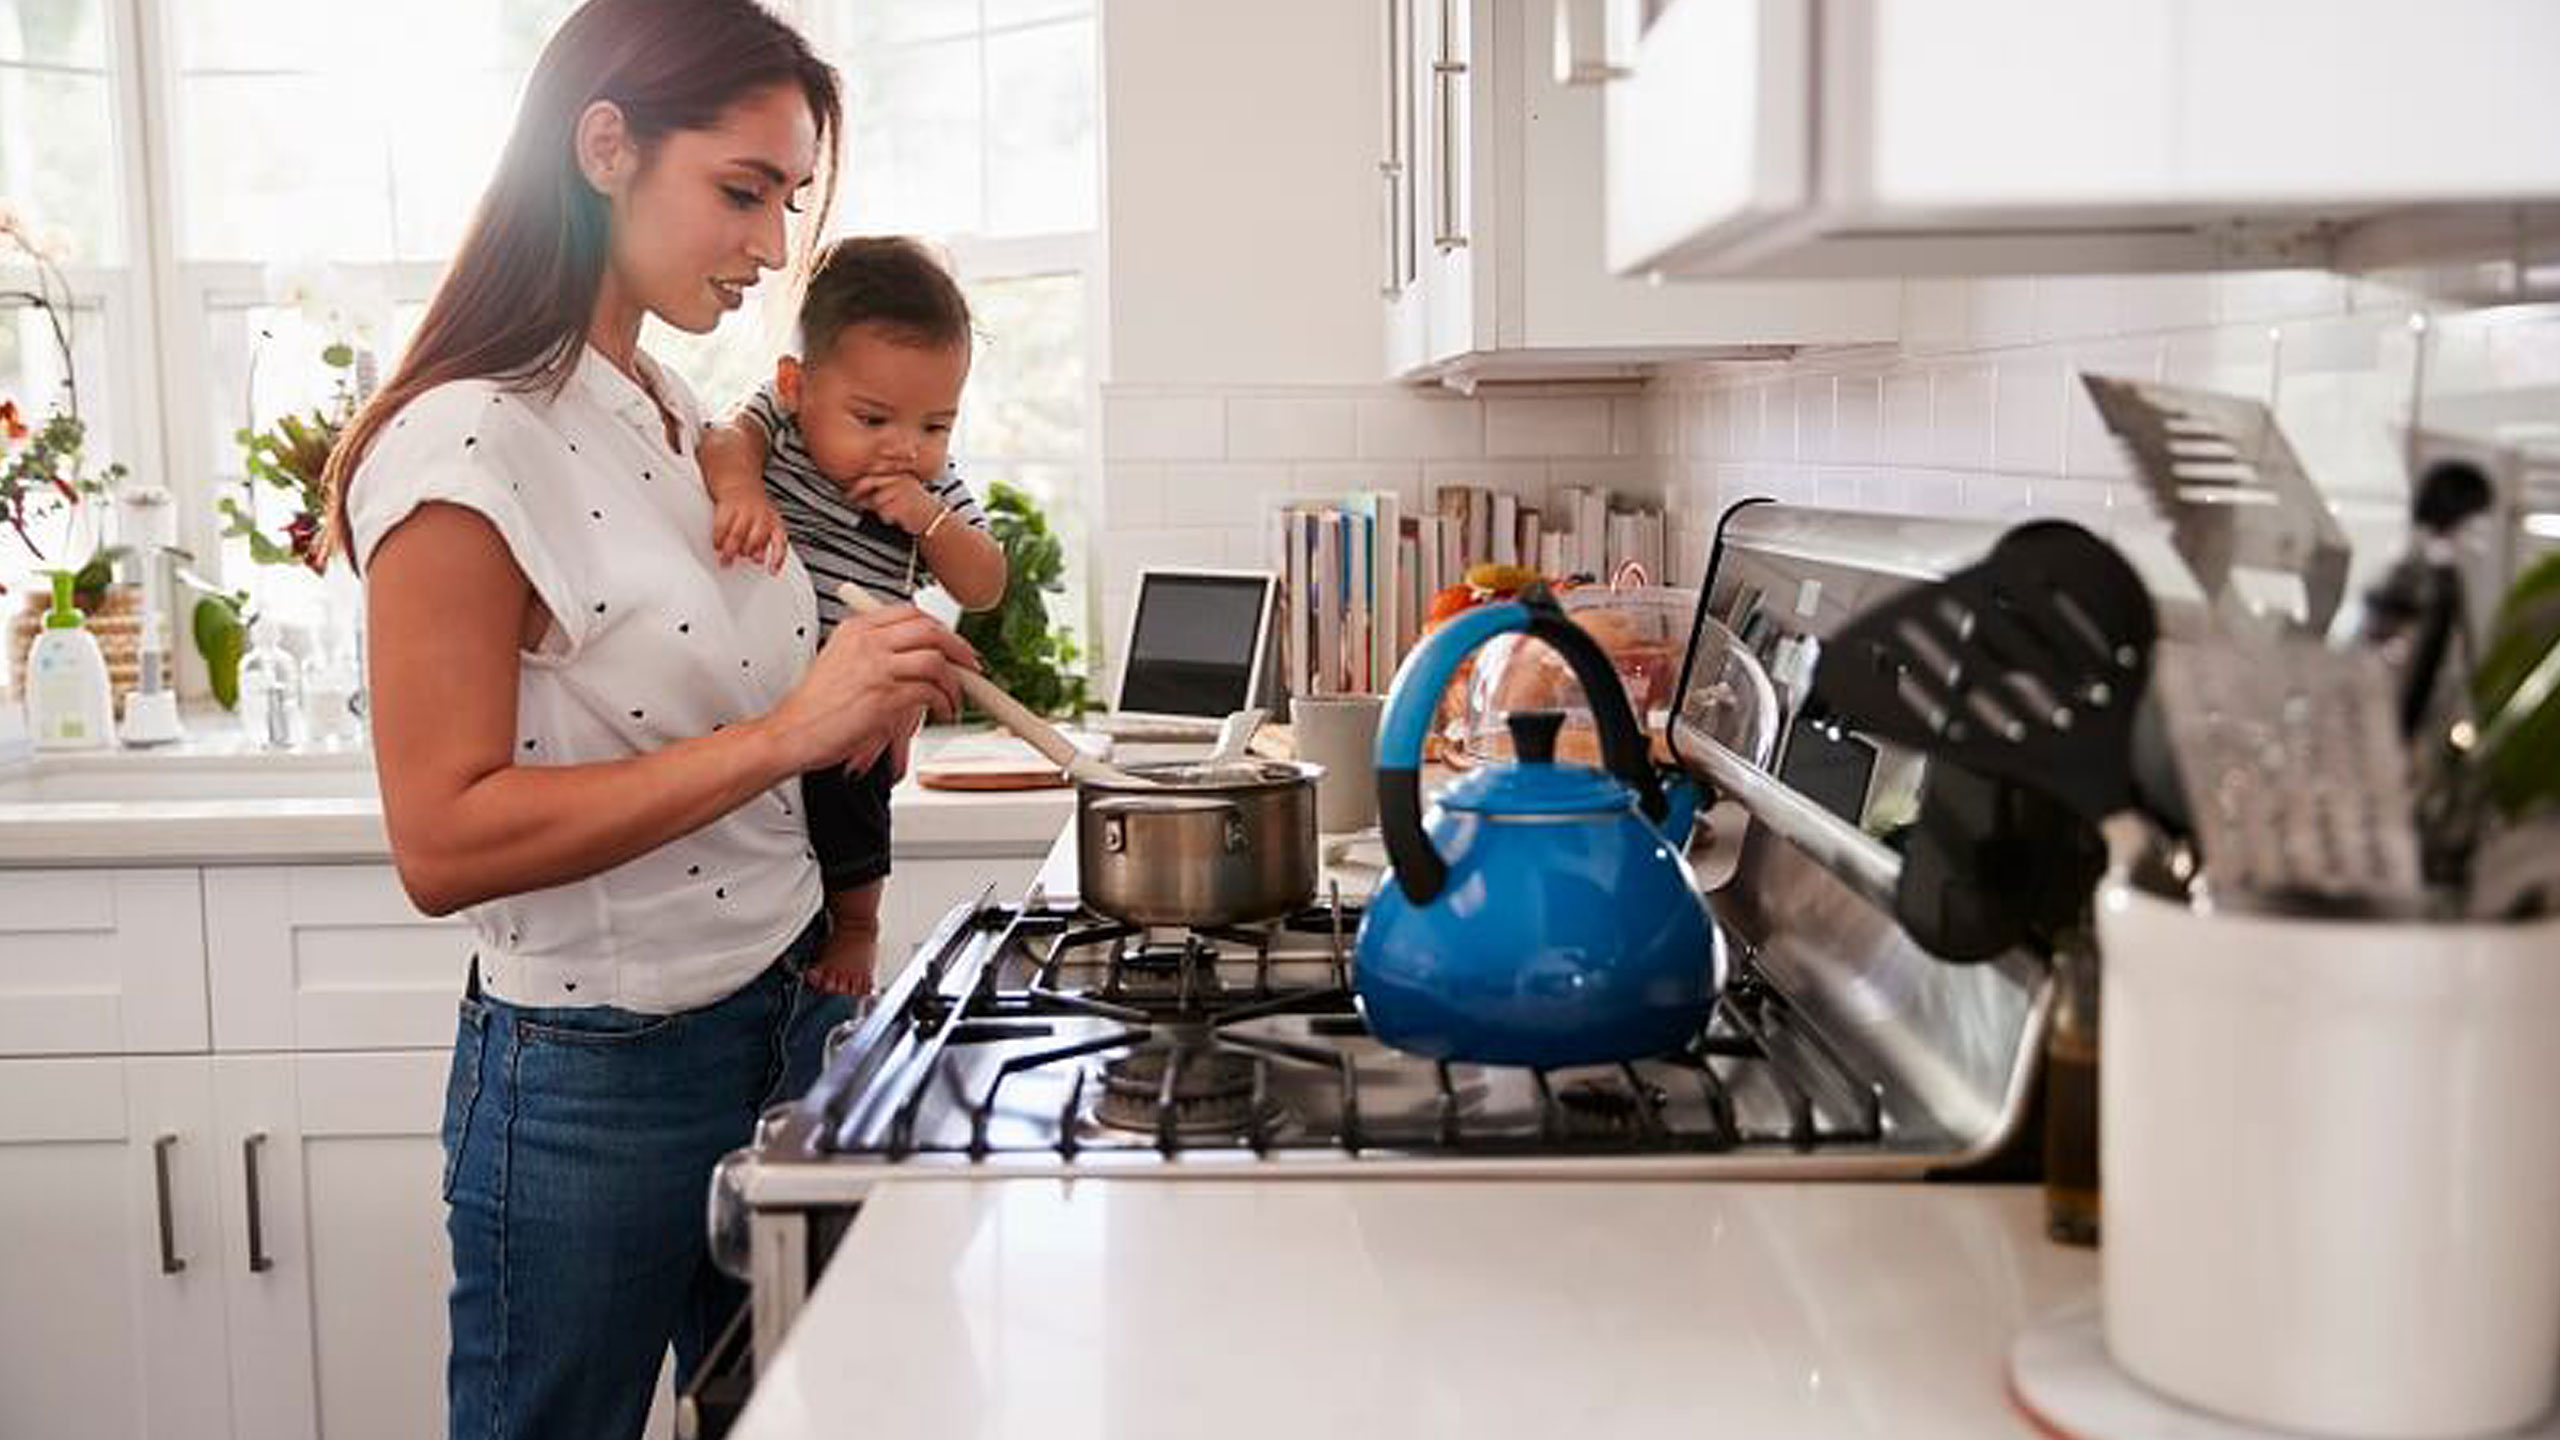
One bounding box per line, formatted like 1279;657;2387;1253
440;917;846;1440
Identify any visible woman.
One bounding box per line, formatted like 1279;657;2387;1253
321;2;976;1434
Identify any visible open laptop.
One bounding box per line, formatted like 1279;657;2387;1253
1099;568;1278;740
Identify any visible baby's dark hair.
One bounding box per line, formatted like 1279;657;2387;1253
798;235;973;359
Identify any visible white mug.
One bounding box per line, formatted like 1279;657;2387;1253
1291;694;1384;834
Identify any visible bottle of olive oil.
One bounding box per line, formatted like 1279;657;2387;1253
2044;924;2100;1246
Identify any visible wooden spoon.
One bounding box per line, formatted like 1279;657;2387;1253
835;582;1152;788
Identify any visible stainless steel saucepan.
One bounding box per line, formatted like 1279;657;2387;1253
1076;759;1323;926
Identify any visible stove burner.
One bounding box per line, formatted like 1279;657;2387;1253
1100;934;1229;1003
1093;1045;1263;1136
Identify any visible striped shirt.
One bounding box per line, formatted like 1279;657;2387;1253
739;382;987;633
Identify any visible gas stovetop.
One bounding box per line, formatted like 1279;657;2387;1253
734;893;1988;1191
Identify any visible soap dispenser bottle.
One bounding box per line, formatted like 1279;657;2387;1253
25;570;116;751
237;620;303;750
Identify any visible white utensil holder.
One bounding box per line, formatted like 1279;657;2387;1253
2098;881;2560;1438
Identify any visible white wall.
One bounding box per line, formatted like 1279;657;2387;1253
1100;0;1382;386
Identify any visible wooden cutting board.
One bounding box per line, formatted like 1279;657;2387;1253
914;729;1107;791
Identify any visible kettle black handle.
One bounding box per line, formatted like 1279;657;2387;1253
1374;585;1665;906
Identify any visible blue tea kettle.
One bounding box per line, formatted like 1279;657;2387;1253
1354;586;1722;1067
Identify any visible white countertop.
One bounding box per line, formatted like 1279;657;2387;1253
0;722;1074;866
736;1180;2093;1439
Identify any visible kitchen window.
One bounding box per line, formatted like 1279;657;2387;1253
0;0;155;616
4;0;1095;663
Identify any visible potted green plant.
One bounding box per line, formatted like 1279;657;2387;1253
954;481;1091;718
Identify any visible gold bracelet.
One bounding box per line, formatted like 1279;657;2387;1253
920;504;954;542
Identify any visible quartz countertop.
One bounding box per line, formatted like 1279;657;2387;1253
0;721;1074;866
733;1179;2092;1439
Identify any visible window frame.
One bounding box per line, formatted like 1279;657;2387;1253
23;0;1102;687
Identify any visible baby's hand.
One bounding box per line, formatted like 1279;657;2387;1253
846;471;944;535
712;492;790;573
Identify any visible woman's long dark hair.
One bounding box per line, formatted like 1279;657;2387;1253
323;0;840;561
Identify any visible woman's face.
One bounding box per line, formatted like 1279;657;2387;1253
589;82;820;335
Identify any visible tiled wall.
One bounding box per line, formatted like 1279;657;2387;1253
1091;271;2560;676
1094;383;1665;665
1647;270;2560;590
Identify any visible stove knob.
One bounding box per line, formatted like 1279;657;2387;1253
707;1147;755;1282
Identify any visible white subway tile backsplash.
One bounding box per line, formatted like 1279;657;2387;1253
1881;372;1933;465
1289;460;1423;502
2164;326;2277;401
2032;477;2120;535
1961;472;2035;520
1832;376;1881;466
1356;395;1484;459
1931;364;1999;469
2115;275;2217;334
1906;469;1967;518
1727;384;1766;460
1814;467;1864;509
1103;393;1225;460
1994;360;2067;476
1793;376;1836;463
1611;396;1665;457
1421;459;1552;500
2482;313;2560;386
1486;396;1613;457
1969;278;2039;348
1857;468;1911;513
1226;396;1357;460
2215;269;2348;326
1548;458;1654;495
1903;279;1971;354
1104;462;1169;527
2035;277;2121;343
1161;462;1291;527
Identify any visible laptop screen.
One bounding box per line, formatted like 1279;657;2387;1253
1117;572;1270;717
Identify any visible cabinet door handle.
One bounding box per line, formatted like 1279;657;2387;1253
1379;161;1406;297
1432;60;1468;251
151;1133;185;1276
243;1131;274;1273
1432;1;1469;253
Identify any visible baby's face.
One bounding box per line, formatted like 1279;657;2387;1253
782;321;970;493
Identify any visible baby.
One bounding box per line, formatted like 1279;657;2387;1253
699;236;1008;995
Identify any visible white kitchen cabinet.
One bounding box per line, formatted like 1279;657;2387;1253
204;864;469;1053
1383;0;1897;383
0;869;208;1057
0;1057;233;1440
1604;0;2560;280
209;1051;449;1440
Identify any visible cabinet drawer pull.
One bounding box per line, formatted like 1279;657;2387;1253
151;1133;185;1276
243;1131;274;1273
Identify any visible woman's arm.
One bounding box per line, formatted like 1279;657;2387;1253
918;518;1007;611
367;501;974;916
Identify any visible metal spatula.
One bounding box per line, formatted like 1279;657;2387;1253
1812;521;2159;824
2152;638;2426;913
